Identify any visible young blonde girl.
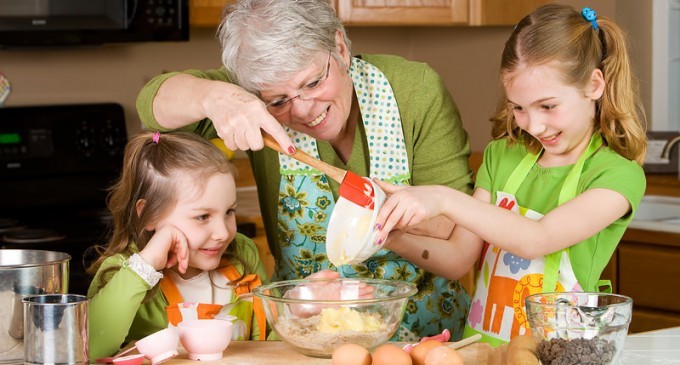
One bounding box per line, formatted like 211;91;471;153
374;4;647;346
87;131;270;360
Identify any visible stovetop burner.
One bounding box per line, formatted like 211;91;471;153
3;228;67;244
0;218;27;233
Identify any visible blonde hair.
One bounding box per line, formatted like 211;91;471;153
490;4;647;164
87;131;237;295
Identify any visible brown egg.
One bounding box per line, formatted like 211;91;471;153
410;340;444;365
372;343;412;365
424;346;464;365
331;343;371;365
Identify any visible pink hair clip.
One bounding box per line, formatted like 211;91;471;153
152;131;161;144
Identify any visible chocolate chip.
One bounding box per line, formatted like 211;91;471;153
536;337;617;365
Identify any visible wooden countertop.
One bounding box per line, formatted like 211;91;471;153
163;341;505;365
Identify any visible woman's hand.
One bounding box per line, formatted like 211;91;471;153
201;82;294;153
138;225;189;274
284;270;376;317
154;75;295;154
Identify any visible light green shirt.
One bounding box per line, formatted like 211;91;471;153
475;138;646;291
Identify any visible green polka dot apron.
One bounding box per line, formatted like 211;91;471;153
274;56;470;342
463;134;605;346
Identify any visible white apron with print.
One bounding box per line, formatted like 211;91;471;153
463;135;603;346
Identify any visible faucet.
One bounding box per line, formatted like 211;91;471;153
661;135;680;159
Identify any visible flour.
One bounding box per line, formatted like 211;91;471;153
275;311;396;354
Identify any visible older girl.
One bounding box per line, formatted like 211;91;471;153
375;4;647;346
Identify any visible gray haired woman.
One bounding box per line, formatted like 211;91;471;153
136;0;472;342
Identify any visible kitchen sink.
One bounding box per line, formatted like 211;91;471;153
628;195;680;233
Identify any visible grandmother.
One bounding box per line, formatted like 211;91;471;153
136;0;473;341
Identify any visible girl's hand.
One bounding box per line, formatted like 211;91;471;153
200;82;294;153
138;225;189;274
373;179;446;245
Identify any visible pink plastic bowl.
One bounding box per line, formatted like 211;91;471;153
178;319;233;361
135;327;179;365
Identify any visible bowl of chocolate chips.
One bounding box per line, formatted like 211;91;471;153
525;292;632;365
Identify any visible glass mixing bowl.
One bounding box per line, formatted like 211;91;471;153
252;277;417;358
525;292;633;365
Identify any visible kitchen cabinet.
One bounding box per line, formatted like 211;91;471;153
338;0;551;26
189;0;552;27
189;0;233;27
603;228;680;333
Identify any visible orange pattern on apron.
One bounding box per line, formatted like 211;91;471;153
160;263;267;340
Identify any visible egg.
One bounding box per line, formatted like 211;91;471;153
410;340;444;365
424;346;464;365
372;343;412;365
331;343;371;365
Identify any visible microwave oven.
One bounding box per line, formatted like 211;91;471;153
0;0;189;48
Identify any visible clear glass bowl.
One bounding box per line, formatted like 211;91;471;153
252;277;417;358
525;292;633;365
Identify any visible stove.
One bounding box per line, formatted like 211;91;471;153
0;103;127;295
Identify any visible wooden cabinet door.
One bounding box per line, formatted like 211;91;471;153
190;0;233;27
618;242;680;313
469;0;551;26
337;0;551;26
191;0;552;27
337;0;469;26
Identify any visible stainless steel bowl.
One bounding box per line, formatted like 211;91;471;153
0;249;70;364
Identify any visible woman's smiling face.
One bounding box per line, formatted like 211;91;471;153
259;33;355;144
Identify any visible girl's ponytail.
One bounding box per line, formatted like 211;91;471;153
597;18;647;164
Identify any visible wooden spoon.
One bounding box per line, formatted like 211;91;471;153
262;133;377;209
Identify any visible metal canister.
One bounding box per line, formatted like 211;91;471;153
0;250;70;364
23;294;88;365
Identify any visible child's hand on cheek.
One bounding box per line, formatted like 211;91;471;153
139;225;189;274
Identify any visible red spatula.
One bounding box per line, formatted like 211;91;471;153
262;133;376;209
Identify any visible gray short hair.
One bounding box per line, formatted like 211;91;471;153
218;0;352;94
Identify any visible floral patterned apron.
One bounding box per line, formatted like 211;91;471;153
274;57;470;342
463;134;603;347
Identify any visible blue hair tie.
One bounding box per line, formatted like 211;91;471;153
581;7;599;30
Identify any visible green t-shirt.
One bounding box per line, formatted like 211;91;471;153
475;138;646;291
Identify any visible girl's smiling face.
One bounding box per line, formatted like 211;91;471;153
153;172;238;279
504;61;604;167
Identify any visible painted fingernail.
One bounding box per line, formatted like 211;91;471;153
375;223;382;230
375;237;383;245
287;146;296;155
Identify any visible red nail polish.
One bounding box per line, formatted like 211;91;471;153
287;146;296;155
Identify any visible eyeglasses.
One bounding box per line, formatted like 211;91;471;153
264;51;332;116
